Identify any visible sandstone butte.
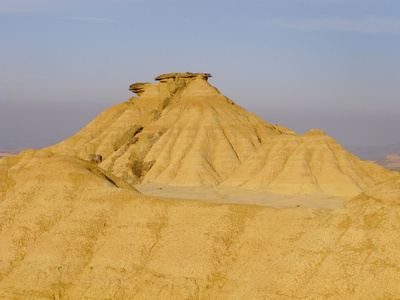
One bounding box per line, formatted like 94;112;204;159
0;72;399;299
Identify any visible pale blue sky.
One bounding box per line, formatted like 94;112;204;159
1;0;399;148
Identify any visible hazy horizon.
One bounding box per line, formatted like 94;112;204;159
1;0;400;149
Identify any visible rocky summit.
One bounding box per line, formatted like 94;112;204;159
0;72;400;299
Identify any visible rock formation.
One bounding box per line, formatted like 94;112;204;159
223;129;394;197
1;72;400;299
154;72;211;82
129;82;151;96
46;72;397;197
46;72;294;186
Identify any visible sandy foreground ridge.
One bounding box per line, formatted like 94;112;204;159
0;72;399;299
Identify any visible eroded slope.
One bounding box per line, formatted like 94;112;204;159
0;151;325;299
1;151;400;299
44;73;397;198
225;129;395;197
47;73;289;187
262;175;400;299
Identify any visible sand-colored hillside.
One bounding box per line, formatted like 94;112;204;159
47;73;291;187
263;175;400;299
0;151;327;299
2;72;399;299
45;73;397;198
224;129;395;197
1;151;400;299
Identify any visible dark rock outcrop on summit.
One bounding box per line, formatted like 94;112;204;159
129;82;151;96
155;72;211;82
130;73;211;96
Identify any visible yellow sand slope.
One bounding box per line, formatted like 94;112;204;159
224;129;394;197
0;151;400;299
263;175;400;299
